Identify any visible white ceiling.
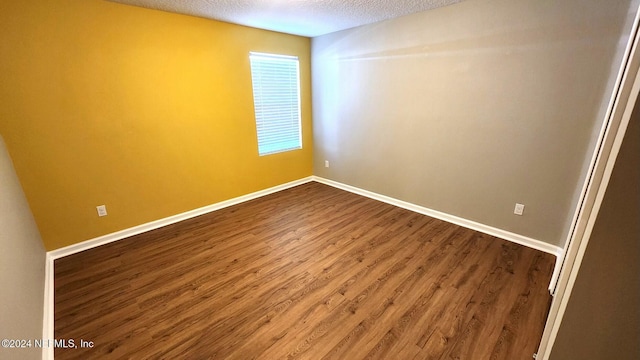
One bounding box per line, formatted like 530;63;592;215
108;0;463;37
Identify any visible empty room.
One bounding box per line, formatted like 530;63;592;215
1;0;638;359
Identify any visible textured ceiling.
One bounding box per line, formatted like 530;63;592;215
108;0;463;37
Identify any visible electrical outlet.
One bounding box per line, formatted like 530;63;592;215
96;205;108;217
514;203;525;216
325;160;330;168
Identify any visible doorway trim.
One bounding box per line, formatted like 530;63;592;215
536;4;640;359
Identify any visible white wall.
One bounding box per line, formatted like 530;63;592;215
311;0;637;247
0;135;45;360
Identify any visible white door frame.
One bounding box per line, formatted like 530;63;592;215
536;4;640;359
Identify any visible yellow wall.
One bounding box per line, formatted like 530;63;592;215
0;0;313;250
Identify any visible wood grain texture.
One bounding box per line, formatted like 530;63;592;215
54;182;554;359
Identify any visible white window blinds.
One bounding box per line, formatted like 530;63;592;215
249;52;302;156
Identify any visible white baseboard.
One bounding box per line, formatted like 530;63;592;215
43;175;562;360
42;253;54;360
48;176;314;260
548;251;564;291
42;176;313;360
312;176;563;290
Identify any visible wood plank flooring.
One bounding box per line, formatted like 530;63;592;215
54;181;554;359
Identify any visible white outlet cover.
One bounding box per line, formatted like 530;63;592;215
514;203;525;215
96;205;108;217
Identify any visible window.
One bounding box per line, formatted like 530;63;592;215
249;52;302;156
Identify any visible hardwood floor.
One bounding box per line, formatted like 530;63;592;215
54;181;554;359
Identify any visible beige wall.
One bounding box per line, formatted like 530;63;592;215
0;135;45;360
549;97;639;359
311;0;636;246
